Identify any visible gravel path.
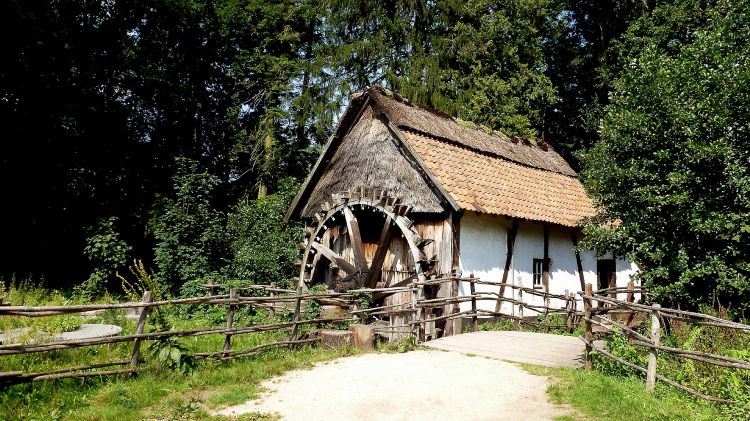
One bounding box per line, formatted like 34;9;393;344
215;350;571;420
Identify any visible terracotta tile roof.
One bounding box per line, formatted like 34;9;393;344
367;87;577;176
401;130;597;227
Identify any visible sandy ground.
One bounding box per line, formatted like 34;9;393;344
214;350;571;420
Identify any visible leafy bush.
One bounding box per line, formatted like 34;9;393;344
580;0;750;312
74;217;131;299
593;331;648;378
226;177;301;288
152;157;229;292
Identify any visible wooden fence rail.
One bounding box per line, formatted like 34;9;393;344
579;282;750;404
0;276;595;387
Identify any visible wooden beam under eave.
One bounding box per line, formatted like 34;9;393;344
571;229;586;292
495;218;519;315
543;222;550;291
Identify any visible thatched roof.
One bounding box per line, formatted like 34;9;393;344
286;87;596;227
298;107;444;218
368;88;577;177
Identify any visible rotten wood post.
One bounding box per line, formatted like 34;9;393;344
289;286;304;341
223;288;237;358
269;282;276;318
470;275;478;332
584;283;593;370
130;291;152;369
646;304;661;391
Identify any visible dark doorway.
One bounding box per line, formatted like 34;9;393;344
597;259;616;291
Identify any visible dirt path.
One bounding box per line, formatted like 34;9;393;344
215;350;571;420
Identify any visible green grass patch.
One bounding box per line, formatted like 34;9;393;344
2;344;361;420
522;364;728;421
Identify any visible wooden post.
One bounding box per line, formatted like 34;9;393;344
495;218;519;318
448;276;460;336
646;304;661;391
269;282;276;318
584;283;593;370
470;277;478;332
223;288;237;358
130;291;152;368
626;281;634;303
564;290;573;331
289;286;303;341
411;283;420;340
571;230;586;292
518;288;524;321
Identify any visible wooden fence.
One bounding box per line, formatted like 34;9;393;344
579;282;750;403
0;287;363;386
0;277;578;386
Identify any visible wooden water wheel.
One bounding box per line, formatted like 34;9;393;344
296;188;435;294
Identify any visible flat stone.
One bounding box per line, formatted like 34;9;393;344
0;324;122;345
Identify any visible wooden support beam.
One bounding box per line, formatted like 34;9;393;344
495;218;519;316
364;216;394;288
571;229;586;292
310;242;357;275
543;223;551;311
343;206;368;271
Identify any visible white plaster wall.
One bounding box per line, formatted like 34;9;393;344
457;212;510;313
457;211;640;316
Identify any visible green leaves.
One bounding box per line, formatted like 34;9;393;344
580;0;750;311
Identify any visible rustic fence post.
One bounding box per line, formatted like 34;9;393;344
469;277;478;332
450;276;460;335
289;286;304;341
583;283;593;370
130;291;152;369
646;304;661;391
223;288;237;358
269;282;276;318
564;289;573;331
518;288;524;322
411;282;423;341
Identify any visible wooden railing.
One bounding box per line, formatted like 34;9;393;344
0;287;367;386
579;282;750;404
0;276;579;385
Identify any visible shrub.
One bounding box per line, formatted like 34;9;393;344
225;177;301;288
74;217;131;299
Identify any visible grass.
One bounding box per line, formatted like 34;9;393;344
522;364;728;421
1;343;361;420
0;279;364;420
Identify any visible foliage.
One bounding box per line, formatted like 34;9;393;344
580;0;750;311
479;318;521;332
303;284;329;320
226;178;301;288
525;364;727;420
592;330;647;378
74;217;132;299
147;337;197;375
320;0;555;138
152;158;229;292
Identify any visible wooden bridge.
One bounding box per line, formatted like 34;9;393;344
425;330;586;368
